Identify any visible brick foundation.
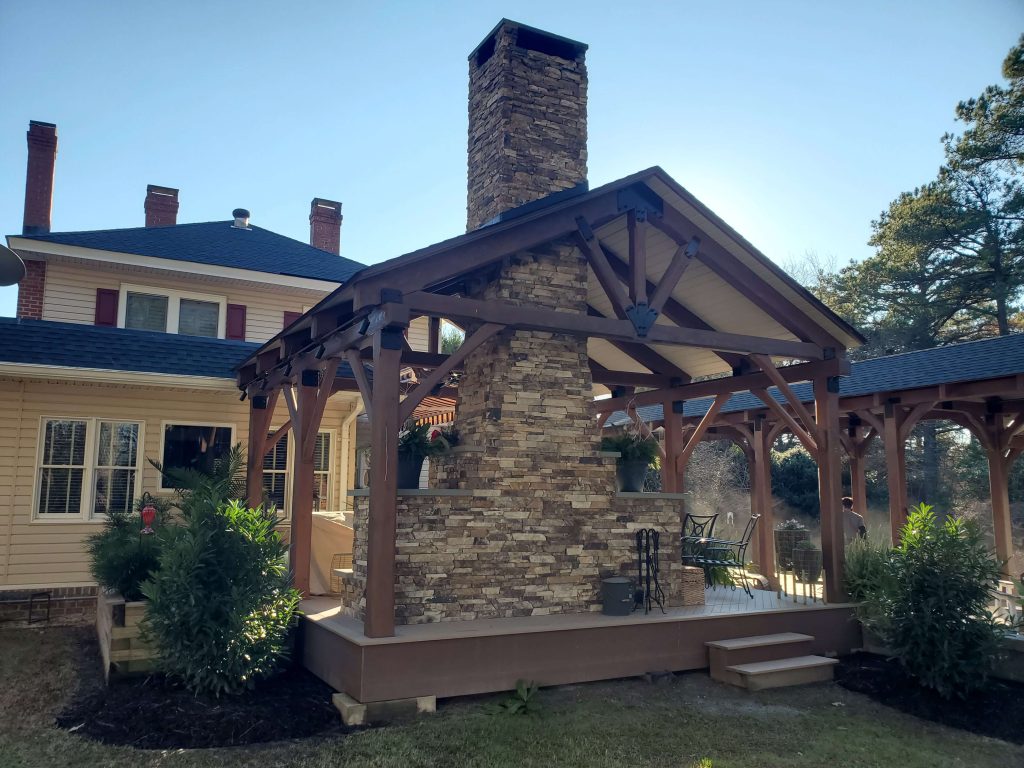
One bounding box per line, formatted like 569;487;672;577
0;585;97;627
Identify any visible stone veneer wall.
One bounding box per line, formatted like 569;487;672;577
339;244;686;623
466;20;587;231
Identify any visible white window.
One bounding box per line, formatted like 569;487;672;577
159;423;234;489
119;283;227;338
259;429;334;516
35;417;143;521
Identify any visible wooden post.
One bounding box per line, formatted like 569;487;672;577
245;390;279;509
289;377;318;596
751;417;776;589
848;450;868;525
985;447;1015;577
815;376;846;603
883;403;908;541
364;327;405;638
661;401;683;494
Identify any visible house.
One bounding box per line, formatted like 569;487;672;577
0;123;439;620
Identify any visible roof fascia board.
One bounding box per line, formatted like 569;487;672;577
7;237;341;293
0;362;238;391
645;174;865;348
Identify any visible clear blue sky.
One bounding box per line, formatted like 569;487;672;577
1;1;1021;317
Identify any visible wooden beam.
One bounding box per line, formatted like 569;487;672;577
589;363;673;389
245;389;279;509
815;376;846;602
676;393;729;474
428;316;441;355
883;403;908;540
399;323;503;423
661;404;684;493
750;354;821;443
364;329;404;638
898;401;935;442
648;209;843;349
648;237;699;314
267;420;291;453
751;388;818;456
576;224;632;319
751;418;777;590
345;348;373;422
594;357;847;414
627;210;647;306
598;241;746;370
403;292;823;360
301;359;341;458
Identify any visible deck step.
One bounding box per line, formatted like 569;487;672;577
707;633;815;685
724;655;838;691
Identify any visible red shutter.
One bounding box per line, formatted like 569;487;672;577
226;303;247;340
94;289;118;326
283;311;302;328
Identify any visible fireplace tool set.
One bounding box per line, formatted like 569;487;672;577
634;528;666;614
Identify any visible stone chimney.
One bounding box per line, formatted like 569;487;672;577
144;185;179;227
23;121;58;235
466;20;588;231
309;198;343;254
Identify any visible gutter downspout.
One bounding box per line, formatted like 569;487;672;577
339;399;363;515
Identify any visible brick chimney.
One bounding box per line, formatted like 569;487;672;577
23;121;58;235
466;20;588;231
309;198;343;254
144;185;179;227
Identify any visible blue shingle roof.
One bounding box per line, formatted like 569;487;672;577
607;333;1024;426
16;221;364;283
0;318;261;379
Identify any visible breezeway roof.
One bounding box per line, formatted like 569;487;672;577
606;333;1024;426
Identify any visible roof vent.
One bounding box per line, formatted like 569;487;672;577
232;208;251;229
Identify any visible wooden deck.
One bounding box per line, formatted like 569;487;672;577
299;588;861;703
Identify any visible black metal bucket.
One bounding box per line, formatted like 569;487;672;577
601;576;634;616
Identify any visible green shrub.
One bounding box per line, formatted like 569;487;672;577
142;499;300;696
398;421;450;459
852;503;1004;698
87;498;174;601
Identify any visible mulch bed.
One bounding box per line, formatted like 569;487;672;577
56;629;346;750
835;652;1024;745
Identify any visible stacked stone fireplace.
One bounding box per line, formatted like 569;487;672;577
341;21;687;624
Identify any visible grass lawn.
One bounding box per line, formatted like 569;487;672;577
1;627;1021;768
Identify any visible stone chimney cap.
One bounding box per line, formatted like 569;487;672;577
469;18;588;63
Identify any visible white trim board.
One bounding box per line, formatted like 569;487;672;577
0;363;239;391
7;237;343;293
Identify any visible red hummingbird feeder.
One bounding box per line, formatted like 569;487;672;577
140;493;157;535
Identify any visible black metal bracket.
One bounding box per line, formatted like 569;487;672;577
626;302;659;337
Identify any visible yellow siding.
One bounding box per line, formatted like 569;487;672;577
0;376;359;589
407;316;431;352
41;259;330;344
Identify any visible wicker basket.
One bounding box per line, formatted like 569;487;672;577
680;566;706;607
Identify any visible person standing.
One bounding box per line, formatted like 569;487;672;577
842;496;867;542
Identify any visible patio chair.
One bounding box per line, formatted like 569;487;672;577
694;514;761;598
680;513;718;564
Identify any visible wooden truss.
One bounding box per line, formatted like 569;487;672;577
236;173;859;635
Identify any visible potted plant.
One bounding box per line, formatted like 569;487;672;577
397;421;450;489
774;518;810;570
600;433;660;492
791;539;823;584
